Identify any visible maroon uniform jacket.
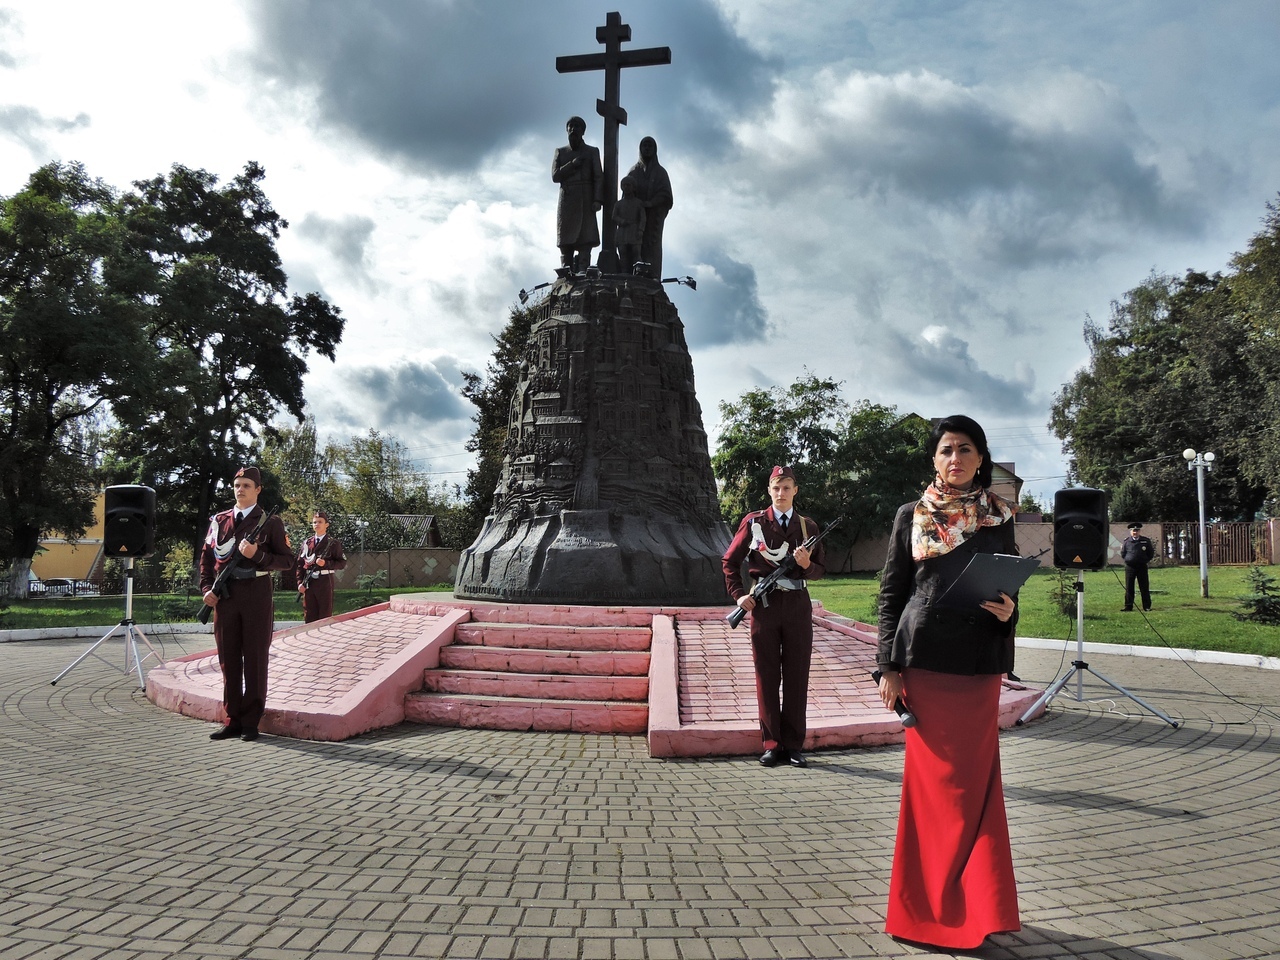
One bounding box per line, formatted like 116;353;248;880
199;505;293;592
722;508;827;600
295;534;348;584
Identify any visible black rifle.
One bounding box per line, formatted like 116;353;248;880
296;535;335;603
726;515;843;629
197;507;278;625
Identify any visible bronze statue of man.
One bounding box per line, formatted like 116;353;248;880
552;116;603;273
626;136;673;278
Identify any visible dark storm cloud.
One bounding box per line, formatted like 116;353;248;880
0;105;89;153
751;69;1210;262
245;0;775;172
297;213;376;272
875;325;1037;414
329;359;472;437
681;248;769;347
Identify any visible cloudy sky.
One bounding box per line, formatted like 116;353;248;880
2;0;1278;506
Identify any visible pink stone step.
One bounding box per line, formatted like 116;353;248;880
423;668;648;701
390;596;658;626
453;622;651;652
404;691;648;734
440;644;650;677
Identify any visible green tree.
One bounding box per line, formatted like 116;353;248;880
104;162;344;556
0;163;148;598
828;404;932;550
1109;474;1155;524
1234;564;1280;625
256;413;332;540
711;380;929;568
711;372;847;523
1050;270;1268;521
320;429;466;551
458;300;539;545
1229;195;1280;508
1017;491;1047;515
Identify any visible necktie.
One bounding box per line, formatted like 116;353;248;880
780;514;788;533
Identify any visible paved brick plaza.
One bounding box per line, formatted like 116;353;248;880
2;635;1278;959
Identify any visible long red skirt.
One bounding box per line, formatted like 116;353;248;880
885;668;1020;949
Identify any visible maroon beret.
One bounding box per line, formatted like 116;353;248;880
769;465;796;482
312;510;330;521
234;466;262;485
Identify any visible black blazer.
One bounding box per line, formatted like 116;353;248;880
876;499;1019;676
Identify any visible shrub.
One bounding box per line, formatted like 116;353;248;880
1049;568;1077;616
1234;565;1280;625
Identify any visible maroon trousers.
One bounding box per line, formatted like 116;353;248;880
214;574;275;730
748;589;813;751
302;574;335;623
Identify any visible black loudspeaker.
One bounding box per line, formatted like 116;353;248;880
104;485;156;559
1053;487;1108;570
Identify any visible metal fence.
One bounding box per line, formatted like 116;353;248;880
1161;521;1271;566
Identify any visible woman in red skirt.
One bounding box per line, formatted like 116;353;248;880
875;414;1021;950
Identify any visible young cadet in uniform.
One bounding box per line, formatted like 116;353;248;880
722;465;827;768
295;509;347;623
199;466;292;742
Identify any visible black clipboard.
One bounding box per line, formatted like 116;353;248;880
935;553;1040;610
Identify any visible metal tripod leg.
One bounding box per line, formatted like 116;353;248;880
49;557;164;689
51;620;128;686
1016;569;1178;728
50;618;163;689
1017;661;1082;725
1082;662;1180;727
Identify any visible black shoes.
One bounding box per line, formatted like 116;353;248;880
210;726;260;741
759;747;807;768
759;747;787;767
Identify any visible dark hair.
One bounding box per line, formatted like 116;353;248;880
929;414;994;489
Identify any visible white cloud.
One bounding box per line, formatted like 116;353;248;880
1;0;1277;511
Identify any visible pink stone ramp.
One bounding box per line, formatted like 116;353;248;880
146;602;470;741
647;602;1047;758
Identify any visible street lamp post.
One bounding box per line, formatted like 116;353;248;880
1182;448;1215;598
354;520;369;578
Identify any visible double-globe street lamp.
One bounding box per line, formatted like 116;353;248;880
1183;448;1216;598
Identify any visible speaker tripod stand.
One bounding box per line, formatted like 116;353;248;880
51;558;163;690
1017;571;1179;727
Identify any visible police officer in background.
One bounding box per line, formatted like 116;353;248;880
722;465;826;768
200;466;292;742
1121;521;1156;612
296;509;347;623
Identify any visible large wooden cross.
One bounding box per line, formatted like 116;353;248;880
557;11;670;273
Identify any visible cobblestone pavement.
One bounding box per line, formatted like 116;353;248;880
2;636;1278;960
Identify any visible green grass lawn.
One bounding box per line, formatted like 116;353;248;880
4;569;1277;658
807;565;1280;659
0;585;453;632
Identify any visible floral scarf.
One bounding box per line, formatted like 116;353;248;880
911;477;1016;561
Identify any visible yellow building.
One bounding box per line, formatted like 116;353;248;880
30;491;106;583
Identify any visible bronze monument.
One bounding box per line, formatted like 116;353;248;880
455;11;729;605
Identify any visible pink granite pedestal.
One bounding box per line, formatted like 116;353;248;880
145;594;1046;755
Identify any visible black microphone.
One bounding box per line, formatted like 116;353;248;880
871;669;917;728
